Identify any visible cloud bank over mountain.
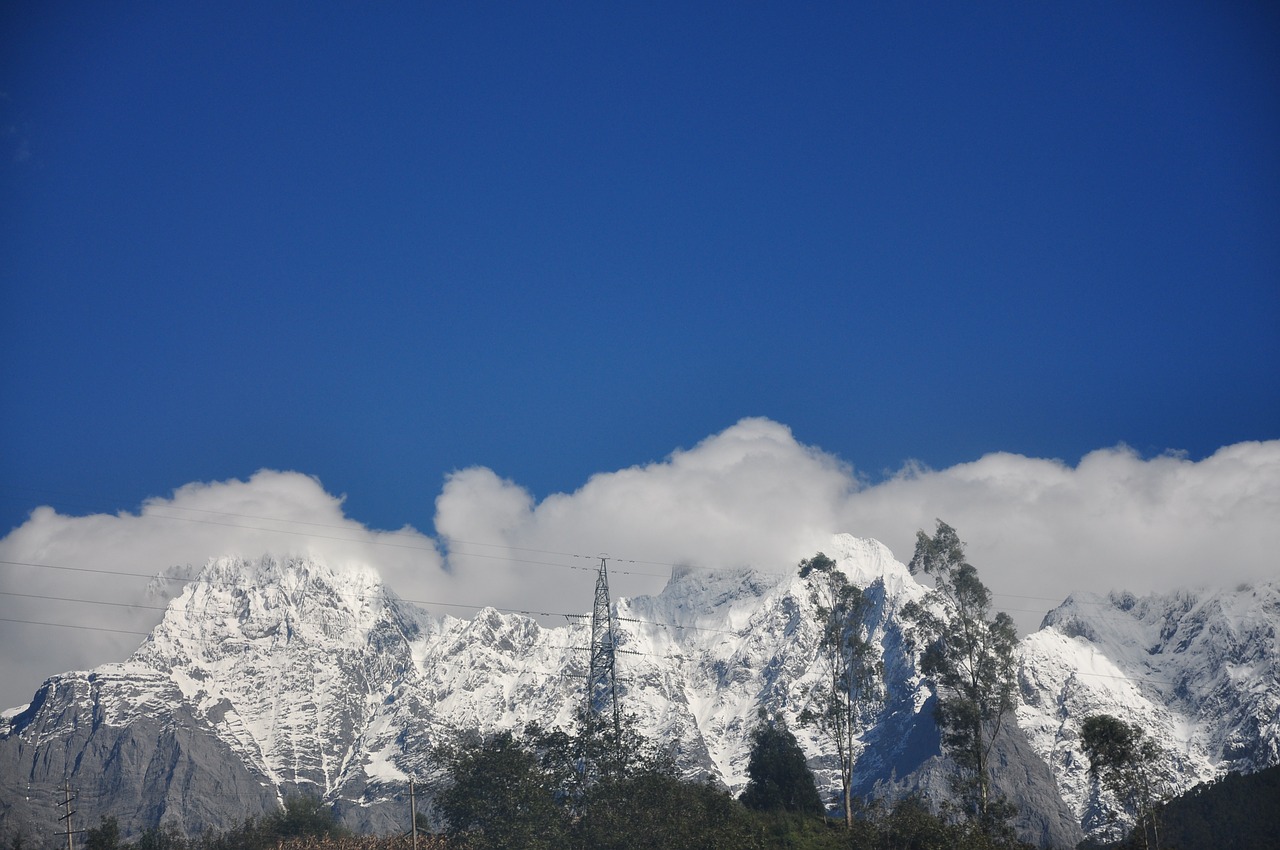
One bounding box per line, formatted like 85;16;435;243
2;417;1277;710
0;472;446;710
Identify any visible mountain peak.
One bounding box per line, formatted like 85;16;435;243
132;552;422;674
1018;578;1280;839
2;543;1274;847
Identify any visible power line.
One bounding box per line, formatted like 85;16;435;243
0;590;168;611
0;484;1143;609
0;483;779;580
0;616;152;636
0;553;1211;692
0;550;1186;644
1;484;666;571
0;557;1160;656
0;558;741;635
0;558;184;582
0;613;1184;692
2;484;633;561
0;611;1185;692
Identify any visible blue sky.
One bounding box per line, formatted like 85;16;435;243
2;2;1279;709
2;1;1277;534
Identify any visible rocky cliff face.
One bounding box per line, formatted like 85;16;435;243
2;539;1275;847
0;666;279;838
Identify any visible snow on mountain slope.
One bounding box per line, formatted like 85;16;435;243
1;539;940;836
128;555;432;797
1016;580;1280;838
2;538;1275;848
613;534;930;792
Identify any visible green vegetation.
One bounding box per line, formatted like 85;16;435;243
1080;714;1163;849
73;803;1032;850
78;795;347;850
52;527;1048;850
1079;764;1280;850
797;552;883;828
428;529;1032;850
432;721;1029;850
74;763;1275;850
902;520;1020;837
740;719;824;816
1154;764;1280;850
521;705;670;815
85;817;121;850
435;709;748;850
436;730;566;850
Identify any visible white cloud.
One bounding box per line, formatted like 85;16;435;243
3;421;1277;712
0;470;444;710
433;417;858;609
842;442;1280;627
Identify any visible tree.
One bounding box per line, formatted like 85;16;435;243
901;521;1019;834
740;719;824;815
575;773;753;850
437;730;567;850
1156;765;1280;850
84;817;121;850
797;551;883;828
526;705;670;816
1081;714;1163;849
264;795;345;839
438;718;745;850
131;824;186;850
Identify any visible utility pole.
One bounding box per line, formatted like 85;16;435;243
586;556;621;735
408;777;418;850
55;783;83;850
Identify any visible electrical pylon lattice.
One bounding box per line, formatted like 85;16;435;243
586;556;620;729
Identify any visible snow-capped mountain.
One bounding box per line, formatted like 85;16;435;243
1017;581;1280;840
2;537;1275;847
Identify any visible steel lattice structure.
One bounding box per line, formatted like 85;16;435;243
586;556;620;730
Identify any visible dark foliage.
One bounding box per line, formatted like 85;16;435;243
902;520;1019;834
112;795;345;850
131;825;187;850
265;796;346;840
1080;714;1161;848
65;784;1047;850
86;817;121;850
436;730;567;850
869;796;1032;850
1157;765;1280;850
577;772;754;850
436;721;751;850
740;721;824;816
1081;764;1280;850
524;705;671;815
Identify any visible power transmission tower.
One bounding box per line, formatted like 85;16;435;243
586;556;620;733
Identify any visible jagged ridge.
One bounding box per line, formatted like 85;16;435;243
3;539;1276;846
